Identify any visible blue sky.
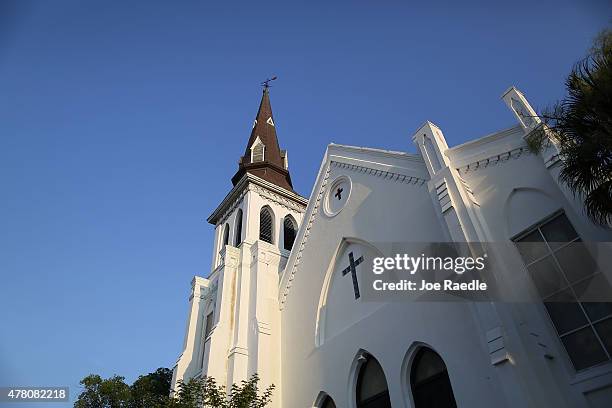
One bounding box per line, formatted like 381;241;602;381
0;0;609;405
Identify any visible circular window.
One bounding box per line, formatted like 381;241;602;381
324;176;351;217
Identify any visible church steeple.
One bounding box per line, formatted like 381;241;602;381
231;87;294;192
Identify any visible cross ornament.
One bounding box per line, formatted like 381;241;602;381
341;251;364;299
335;187;344;200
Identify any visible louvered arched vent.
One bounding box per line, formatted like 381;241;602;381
259;207;273;243
234;209;243;246
251;138;265;163
283;216;297;251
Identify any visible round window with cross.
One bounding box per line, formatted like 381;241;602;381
325;176;351;217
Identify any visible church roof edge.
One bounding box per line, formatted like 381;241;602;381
445;124;524;154
327;143;423;162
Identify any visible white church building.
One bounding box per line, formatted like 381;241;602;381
171;86;612;408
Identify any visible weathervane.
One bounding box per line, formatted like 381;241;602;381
261;76;278;89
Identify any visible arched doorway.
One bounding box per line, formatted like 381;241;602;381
356;354;391;408
410;348;457;408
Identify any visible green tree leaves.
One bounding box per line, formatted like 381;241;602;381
74;374;131;408
527;29;612;226
169;374;274;408
74;370;274;408
130;368;173;408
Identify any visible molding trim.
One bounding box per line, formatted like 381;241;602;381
331;161;427;185
255;319;272;335
252;184;307;213
227;346;249;358
456;146;530;175
214;189;248;227
208;173;308;225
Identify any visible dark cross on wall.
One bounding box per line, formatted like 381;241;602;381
335;187;344;200
342;251;364;299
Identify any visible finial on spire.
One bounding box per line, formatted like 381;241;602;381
261;76;278;91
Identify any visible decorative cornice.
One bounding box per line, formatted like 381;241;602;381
252;184;307;213
208;173;307;225
216;189;248;227
331;161;427;186
456;146;530;175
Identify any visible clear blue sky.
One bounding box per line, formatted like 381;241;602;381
0;0;609;406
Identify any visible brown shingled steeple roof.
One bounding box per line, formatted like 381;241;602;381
231;87;294;191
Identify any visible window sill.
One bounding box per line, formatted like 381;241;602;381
570;361;612;393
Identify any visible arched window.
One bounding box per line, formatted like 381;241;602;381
259;207;274;244
357;354;391;408
222;224;230;247
321;395;336;408
283;216;297;251
410;348;457;408
234;209;243;246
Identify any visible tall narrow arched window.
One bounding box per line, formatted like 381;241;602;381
222;224;230;247
234;209;243;247
410;348;457;408
283;216;297;251
259;207;273;244
356;354;391;408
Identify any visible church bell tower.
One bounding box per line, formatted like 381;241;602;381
171;85;307;406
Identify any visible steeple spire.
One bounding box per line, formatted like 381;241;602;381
231;85;294;191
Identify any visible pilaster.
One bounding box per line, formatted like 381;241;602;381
171;276;210;392
413;121;546;407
